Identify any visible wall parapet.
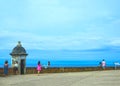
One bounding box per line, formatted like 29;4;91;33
0;67;116;76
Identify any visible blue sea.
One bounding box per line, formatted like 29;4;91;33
0;49;120;68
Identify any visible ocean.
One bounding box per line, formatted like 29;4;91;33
0;49;120;68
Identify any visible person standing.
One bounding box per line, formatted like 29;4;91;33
48;61;50;68
37;61;42;76
14;61;18;75
4;60;8;76
101;59;106;70
99;62;102;67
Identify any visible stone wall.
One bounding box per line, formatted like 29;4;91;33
0;67;116;76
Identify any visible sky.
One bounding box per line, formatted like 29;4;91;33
0;0;120;50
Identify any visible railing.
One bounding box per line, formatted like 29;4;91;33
114;62;120;69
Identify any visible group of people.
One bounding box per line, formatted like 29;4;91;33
3;59;106;76
3;60;18;76
3;60;46;76
36;61;51;76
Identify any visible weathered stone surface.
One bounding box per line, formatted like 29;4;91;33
0;70;120;86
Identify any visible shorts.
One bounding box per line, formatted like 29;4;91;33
14;67;18;71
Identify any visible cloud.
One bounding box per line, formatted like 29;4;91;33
0;0;116;32
0;0;120;50
109;38;120;46
0;30;108;50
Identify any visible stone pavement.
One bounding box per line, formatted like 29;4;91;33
0;70;120;86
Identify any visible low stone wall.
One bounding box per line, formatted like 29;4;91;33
0;67;116;76
27;67;115;74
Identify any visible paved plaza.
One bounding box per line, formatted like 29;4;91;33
0;70;120;86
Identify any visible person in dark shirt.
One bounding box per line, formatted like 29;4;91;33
4;60;8;76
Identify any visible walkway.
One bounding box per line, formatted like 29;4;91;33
0;70;120;86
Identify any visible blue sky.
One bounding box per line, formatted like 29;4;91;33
0;0;120;50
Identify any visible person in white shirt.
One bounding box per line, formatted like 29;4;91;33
14;61;18;74
101;59;106;70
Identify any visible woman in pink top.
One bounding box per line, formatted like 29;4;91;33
37;61;41;75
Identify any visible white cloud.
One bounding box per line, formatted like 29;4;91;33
0;0;120;50
109;38;120;46
0;30;108;50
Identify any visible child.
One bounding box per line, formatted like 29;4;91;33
37;61;41;76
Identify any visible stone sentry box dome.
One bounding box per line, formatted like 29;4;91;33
10;41;28;74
